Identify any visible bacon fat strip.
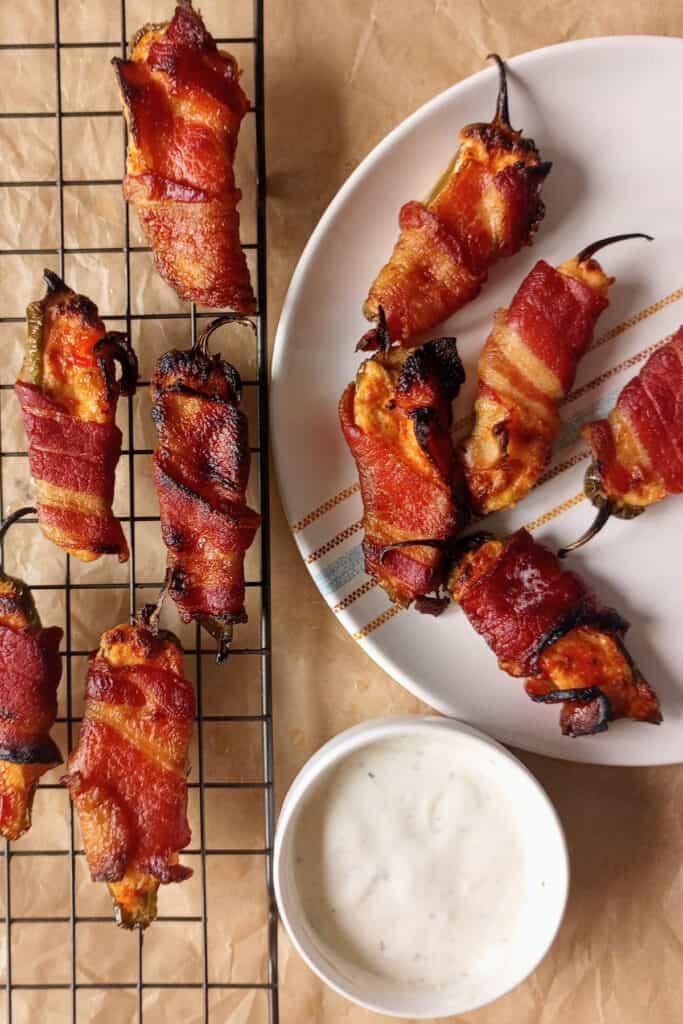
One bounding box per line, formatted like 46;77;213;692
114;1;256;311
65;620;194;929
448;528;661;736
560;326;683;555
361;55;550;347
151;317;261;660
459;233;652;515
15;270;137;563
340;322;467;611
0;508;63;840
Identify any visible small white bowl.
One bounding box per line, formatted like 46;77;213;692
274;716;568;1019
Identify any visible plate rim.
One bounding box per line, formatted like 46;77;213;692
271;34;683;767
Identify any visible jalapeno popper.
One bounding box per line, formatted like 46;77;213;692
560;325;683;555
114;1;256;311
361;55;551;347
15;271;137;563
0;508;63;840
340;314;467;612
65;615;194;929
448;529;661;736
151;317;261;661
459;233;652;515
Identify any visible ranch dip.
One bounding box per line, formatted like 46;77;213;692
292;734;534;999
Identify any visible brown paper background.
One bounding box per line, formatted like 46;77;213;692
1;0;683;1022
266;3;683;1023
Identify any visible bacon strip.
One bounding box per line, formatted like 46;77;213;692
362;57;550;345
65;622;194;929
114;1;255;311
340;336;466;608
459;255;611;514
449;529;661;736
151;322;260;659
0;564;62;840
582;327;683;509
15;271;137;563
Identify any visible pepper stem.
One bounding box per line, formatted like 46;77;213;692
576;233;653;263
379;531;494;567
557;500;614;559
43;269;70;295
136;572;170;632
194;314;256;355
0;506;37;546
487;53;511;128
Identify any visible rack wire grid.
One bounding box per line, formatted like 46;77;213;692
0;0;277;1021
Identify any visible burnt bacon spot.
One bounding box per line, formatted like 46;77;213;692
411;407;438;461
397;336;465;406
0;737;62;765
531;605;629;669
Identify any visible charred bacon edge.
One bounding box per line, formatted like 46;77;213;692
0;505;63;772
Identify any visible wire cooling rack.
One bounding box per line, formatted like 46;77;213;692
0;1;277;1021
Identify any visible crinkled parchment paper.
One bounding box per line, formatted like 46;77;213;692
0;1;268;1021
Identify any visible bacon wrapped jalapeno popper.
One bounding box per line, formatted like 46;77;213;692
114;1;256;312
460;233;652;515
448;529;661;736
361;55;551;348
560;326;683;556
15;271;137;563
0;507;63;840
151;317;261;660
340;314;467;611
65;614;194;929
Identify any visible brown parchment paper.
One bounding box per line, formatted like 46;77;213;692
265;2;683;1024
2;0;683;1022
0;1;269;1022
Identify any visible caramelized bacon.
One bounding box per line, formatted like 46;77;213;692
362;56;550;346
15;271;137;563
65;620;194;929
0;508;62;840
151;317;260;660
340;326;466;607
449;528;661;736
460;234;652;515
114;1;255;311
559;326;683;555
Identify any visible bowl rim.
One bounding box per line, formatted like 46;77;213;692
273;714;570;1018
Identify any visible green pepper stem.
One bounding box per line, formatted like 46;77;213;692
487;53;511;128
576;233;653;263
194;314;256;355
0;506;37;546
558;500;614;558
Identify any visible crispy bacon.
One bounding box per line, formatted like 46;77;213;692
460;255;610;514
151;318;260;660
459;234;653;515
340;330;466;607
65;621;194;929
15;271;137;563
362;56;550;346
0;516;62;840
449;528;661;736
560;325;683;555
114;1;255;311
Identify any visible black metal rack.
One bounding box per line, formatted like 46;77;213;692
0;1;277;1021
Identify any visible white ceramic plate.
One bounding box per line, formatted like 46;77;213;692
272;36;683;766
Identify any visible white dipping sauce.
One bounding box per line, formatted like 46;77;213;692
292;735;534;999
